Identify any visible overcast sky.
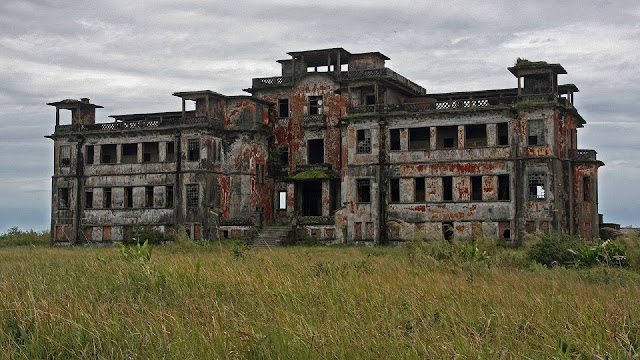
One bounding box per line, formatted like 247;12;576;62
0;0;638;233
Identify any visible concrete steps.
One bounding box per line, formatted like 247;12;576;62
249;226;291;249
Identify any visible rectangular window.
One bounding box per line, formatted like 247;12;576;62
86;145;94;165
279;146;289;167
121;143;138;164
527;119;545;146
437;126;458;149
443;176;453;201
471;176;482;201
124;187;133;208
307;139;324;164
279;191;287;210
145;186;154;208
186;184;199;208
583;176;591;202
390;179;400;203
101;144;116;164
143;142;159;162
58;188;70;209
390;129;401;151
528;173;546;200
60;145;71;167
408;127;430;150
166;185;174;208
498;175;510;200
166;141;175;162
187;139;200;161
309;96;323;115
85;191;93;209
356;129;372;154
465;124;487;147
213;183;221;209
415;178;425;202
104;187;112;209
497;122;509;146
356;179;371;203
278;98;289;117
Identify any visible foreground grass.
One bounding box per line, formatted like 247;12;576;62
1;243;639;359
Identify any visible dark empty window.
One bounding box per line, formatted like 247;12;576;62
186;184;199;208
143;142;159;162
101;144;116;164
145;186;154;208
497;122;509;146
85;191;93;209
498;175;510;200
415;178;425;202
528;173;546;200
390;129;401;151
104;187;112;209
583;176;591;202
471;176;482;201
278;98;289;118
166;141;175;162
309;96;323;115
86;145;94;165
356;179;371;203
279;146;289;167
465;124;487;147
409;127;430;150
58;188;70;209
527;119;545;146
121;144;137;164
308;139;324;164
357;129;372;154
124;187;133;208
60;145;71;167
187;139;200;161
437;126;458;149
443;176;453;201
390;179;400;203
166;185;174;208
442;222;454;241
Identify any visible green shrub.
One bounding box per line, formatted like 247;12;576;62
0;227;49;247
527;233;578;267
123;225;169;245
570;240;628;268
295;234;325;247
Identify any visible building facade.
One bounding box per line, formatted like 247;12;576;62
47;48;603;245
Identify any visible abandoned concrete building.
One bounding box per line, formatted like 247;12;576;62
47;48;604;245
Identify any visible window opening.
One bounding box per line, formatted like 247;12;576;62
166;141;175;162
279;146;289;167
166;185;174;208
390;179;400;203
356;129;372;154
143;142;159;162
59;188;70;209
528;173;546;200
497;122;509;145
527;119;545;146
356;179;371;203
415;178;425;202
60;145;71;167
471;176;482;201
278;98;289;117
307;139;324;164
85;191;93;209
309;96;323;115
443;176;453;201
390;129;401;151
408;127;430;150
279;191;287;210
186;184;199;208
498;175;510;200
104;187;112;209
101;144;116;164
465;124;487;147
187;139;200;161
124;187;133;208
86;145;94;165
583;176;591;202
437;126;458;149
145;186;154;208
442;222;454;241
121;143;138;164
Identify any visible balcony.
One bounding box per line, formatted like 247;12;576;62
569;149;598;162
302;114;326;128
54;115;225;134
251;76;293;89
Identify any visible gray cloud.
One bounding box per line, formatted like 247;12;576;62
0;0;638;232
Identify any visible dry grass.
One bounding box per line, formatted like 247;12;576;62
0;240;639;359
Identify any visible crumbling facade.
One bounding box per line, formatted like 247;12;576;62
47;48;603;245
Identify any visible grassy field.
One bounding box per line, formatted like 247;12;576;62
1;232;639;359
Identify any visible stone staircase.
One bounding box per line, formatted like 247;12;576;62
249;226;292;249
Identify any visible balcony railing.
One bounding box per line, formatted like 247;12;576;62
55;115;224;133
302;114;326;128
569;149;598;162
251;76;293;89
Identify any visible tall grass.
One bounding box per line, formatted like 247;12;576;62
0;227;49;247
1;236;639;359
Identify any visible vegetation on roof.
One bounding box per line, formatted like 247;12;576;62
515;58;549;67
289;170;336;180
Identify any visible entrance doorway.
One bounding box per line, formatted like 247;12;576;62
301;181;322;216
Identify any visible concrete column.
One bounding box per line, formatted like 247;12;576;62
322;180;330;217
116;144;122;164
458;125;465;149
430;127;437;150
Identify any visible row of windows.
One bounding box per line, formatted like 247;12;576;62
58;185;203;210
277;96;324;118
389;175;511;203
